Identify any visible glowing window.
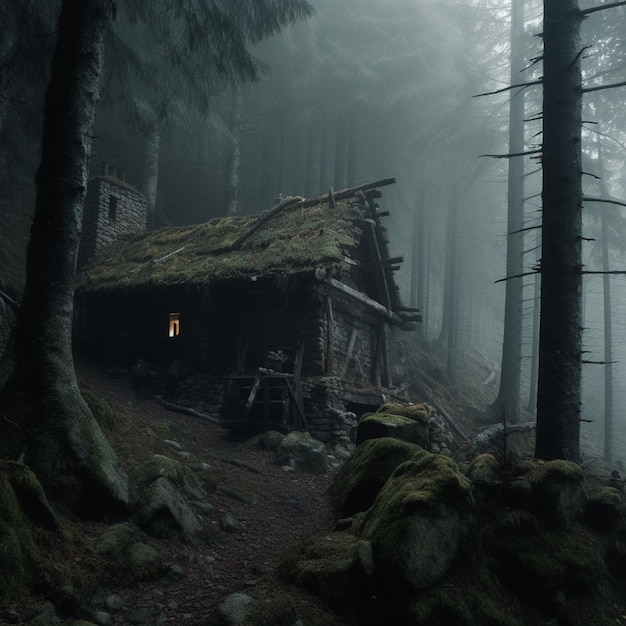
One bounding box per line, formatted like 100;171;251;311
168;312;180;338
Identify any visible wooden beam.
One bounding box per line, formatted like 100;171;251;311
323;277;407;327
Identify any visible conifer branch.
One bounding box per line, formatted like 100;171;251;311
580;1;626;16
474;79;542;98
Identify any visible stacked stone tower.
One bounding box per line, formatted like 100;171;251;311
79;163;147;266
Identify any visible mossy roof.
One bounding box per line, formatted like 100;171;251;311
77;198;365;294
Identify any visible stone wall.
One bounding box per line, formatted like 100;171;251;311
80;176;147;265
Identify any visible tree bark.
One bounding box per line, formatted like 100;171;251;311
225;86;243;216
493;0;525;423
141;117;161;230
0;0;128;516
535;0;583;461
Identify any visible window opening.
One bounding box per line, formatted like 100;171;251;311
168;312;180;338
108;195;118;220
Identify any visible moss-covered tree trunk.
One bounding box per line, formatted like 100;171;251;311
535;0;583;462
0;0;128;516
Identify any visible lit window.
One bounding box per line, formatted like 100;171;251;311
168;312;180;338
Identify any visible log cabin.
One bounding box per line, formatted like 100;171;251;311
75;175;420;444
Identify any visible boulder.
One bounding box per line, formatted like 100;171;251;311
133;476;202;537
127;542;165;581
584;486;621;533
520;460;587;529
466;454;500;486
356;403;429;448
275;432;327;474
329;437;423;516
216;592;258;625
130;455;206;538
361;450;473;590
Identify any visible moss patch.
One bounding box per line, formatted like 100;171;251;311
329;437;422;516
77;200;363;293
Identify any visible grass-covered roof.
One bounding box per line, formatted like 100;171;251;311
77;198;366;293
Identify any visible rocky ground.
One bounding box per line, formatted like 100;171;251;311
3;360;341;626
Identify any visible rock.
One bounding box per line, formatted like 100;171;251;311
95;523;143;559
466;453;500;485
21;602;60;625
126;606;151;625
241;430;285;452
92;611;114;626
127;542;165;581
219;513;245;534
218;484;259;505
134;475;202;536
584;486;621;533
276;532;363;611
521;460;587;529
329;437;423;516
356;406;429;448
361;450;473;590
105;594;123;611
216;592;258;625
275;432;327;474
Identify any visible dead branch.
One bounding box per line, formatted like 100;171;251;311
480;149;542;159
584;196;626;208
582;80;626;94
474;79;542;98
0;289;20;312
154;395;221;425
580;1;626;16
494;270;539;284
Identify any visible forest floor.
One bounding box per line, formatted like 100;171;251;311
64;358;343;626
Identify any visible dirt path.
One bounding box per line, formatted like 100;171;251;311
78;361;336;625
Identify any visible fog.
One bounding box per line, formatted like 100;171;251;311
2;0;626;461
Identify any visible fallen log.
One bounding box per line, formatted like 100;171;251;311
154;395;221;425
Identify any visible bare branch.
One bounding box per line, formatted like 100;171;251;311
584;196;626;208
474;79;542;98
582;80;626;94
510;225;542;236
494;271;539;284
583;270;626;275
580;1;626;16
479;149;542;159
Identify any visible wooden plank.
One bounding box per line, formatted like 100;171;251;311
323;277;407;326
339;327;358;378
245;376;262;412
325;296;335;373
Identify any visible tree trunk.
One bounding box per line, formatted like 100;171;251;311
535;0;583;462
410;181;426;342
601;209;614;463
596;142;614;463
141;118;161;230
527;229;541;415
225;86;243;216
334;111;347;191
492;0;525;423
446;188;459;387
0;0;128;516
319;109;329;193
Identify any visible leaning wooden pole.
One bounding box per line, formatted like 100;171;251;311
535;0;583;461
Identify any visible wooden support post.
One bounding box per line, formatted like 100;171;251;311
325;297;335;373
340;327;358;378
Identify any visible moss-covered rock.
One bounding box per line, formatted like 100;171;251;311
360;450;473;590
516;460;587;529
277;531;365;614
356;412;429;448
377;402;431;426
466;453;501;485
275;431;327;474
329;437;423;516
584;487;621;533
